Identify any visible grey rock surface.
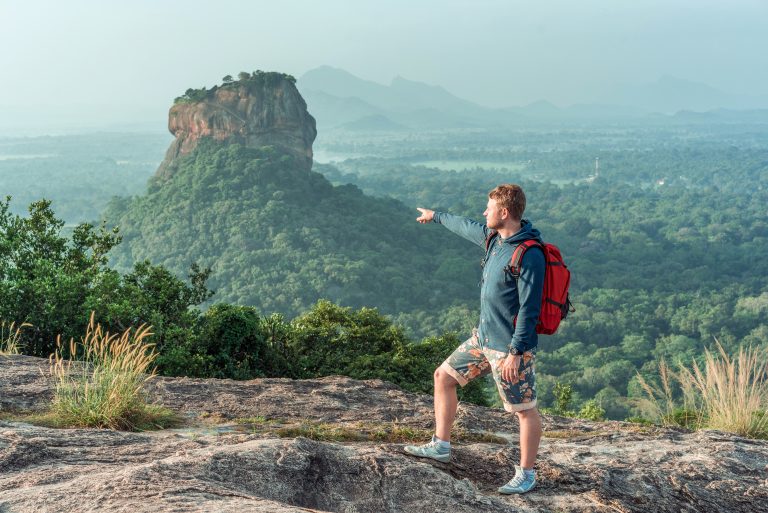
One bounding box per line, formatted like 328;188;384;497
1;355;767;512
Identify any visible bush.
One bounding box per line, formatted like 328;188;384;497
0;198;118;356
153;325;209;377
286;300;490;406
288;300;409;378
193;304;264;379
578;399;606;421
542;381;607;421
551;382;574;416
190;304;292;379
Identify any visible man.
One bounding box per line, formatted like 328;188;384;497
405;184;545;495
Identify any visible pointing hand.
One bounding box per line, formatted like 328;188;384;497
416;208;434;224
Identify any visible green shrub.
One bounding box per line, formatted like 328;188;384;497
289;300;409;378
578;399;606;421
190;304;292;379
287;300;489;406
624;416;654;425
154;326;211;377
662;407;703;430
552;382;574;416
543;381;607;421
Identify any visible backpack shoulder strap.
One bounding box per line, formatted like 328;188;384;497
508;239;545;278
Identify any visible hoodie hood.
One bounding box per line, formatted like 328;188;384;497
503;219;542;244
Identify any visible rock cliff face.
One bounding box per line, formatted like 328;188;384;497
2;355;768;513
155;73;317;181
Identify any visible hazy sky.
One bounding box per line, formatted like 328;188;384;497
1;0;766;131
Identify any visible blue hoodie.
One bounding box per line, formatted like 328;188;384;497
433;212;545;353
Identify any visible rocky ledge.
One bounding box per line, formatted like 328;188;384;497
1;354;767;512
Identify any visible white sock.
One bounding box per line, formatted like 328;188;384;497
433;435;451;449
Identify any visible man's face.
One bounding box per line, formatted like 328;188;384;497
483;198;506;229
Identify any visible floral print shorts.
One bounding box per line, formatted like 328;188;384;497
440;329;537;412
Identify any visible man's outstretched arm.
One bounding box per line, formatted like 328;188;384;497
415;207;488;247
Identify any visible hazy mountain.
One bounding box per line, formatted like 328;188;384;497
518;100;561;117
299;66;399;107
300;66;486;114
338;114;406;132
299;66;656;127
300;67;768;128
298;66;498;128
299;89;384;128
387;75;492;118
607;75;768;113
672;108;768;123
501;101;649;122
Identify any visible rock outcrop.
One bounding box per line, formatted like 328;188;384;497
2;354;767;513
155;73;316;181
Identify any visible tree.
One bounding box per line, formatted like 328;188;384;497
0;197;212;358
0;198;120;355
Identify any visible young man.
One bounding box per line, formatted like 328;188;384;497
405;184;545;495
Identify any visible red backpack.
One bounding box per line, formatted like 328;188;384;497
485;232;573;335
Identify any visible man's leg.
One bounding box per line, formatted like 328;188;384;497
516;407;542;469
404;331;488;462
434;366;459;441
402;367;459;463
492;350;539;494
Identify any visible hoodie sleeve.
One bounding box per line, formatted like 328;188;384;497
510;246;545;353
433;211;489;248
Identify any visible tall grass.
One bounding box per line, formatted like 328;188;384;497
637;341;768;439
0;321;31;355
48;312;174;430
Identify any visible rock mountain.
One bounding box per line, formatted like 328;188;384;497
103;72;477;317
1;354;767;512
156;72;316;181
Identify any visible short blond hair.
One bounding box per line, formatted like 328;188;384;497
489;184;526;220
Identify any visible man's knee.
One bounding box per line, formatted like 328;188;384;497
515;407;540;420
434;366;459;387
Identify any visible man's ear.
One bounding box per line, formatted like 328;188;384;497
501;208;510;219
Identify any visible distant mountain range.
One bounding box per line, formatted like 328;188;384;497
605;75;768;114
297;66;495;129
298;66;768;129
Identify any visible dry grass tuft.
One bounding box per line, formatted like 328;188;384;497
637;340;768;439
0;321;31;355
48;312;177;431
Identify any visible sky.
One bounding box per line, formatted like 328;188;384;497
1;0;767;132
